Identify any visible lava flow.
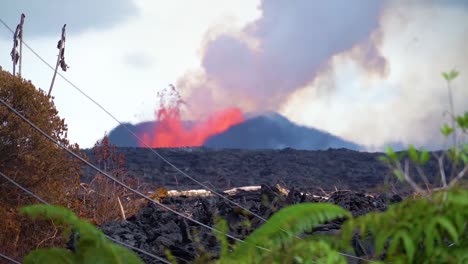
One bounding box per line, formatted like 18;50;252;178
140;86;244;148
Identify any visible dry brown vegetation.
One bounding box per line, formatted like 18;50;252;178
0;68;145;261
0;67;81;259
77;134;144;225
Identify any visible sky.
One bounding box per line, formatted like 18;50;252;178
0;1;467;150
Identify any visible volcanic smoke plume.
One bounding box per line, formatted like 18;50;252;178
174;0;468;149
176;0;385;118
140;1;467;149
140;85;244;148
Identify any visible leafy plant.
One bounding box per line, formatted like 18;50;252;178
217;203;350;263
380;69;467;194
341;188;468;263
20;204;144;264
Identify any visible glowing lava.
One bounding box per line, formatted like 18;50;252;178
141;107;244;148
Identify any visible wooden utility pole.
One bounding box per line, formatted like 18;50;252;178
10;13;25;77
11;29;18;76
49;24;69;97
18;14;25;77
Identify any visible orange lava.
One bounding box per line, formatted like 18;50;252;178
141;107;244;148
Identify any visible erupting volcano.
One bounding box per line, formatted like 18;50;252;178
140;85;244;148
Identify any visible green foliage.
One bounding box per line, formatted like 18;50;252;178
214;217;230;259
217;203;350;263
441;123;455;137
342;188;468;263
21;204;144;264
380;69;467;192
455;112;468;132
442;70;459;81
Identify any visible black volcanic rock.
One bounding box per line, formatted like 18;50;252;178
204;112;361;150
100;186;397;263
83;148;421;191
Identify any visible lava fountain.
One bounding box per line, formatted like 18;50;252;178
140;85;244;148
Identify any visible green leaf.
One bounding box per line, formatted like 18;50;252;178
386;147;398;162
393;169;405;181
378;155;390;164
420;150;430;165
375;232;390;255
434;217;459;243
442;72;449;81
387;231;415;262
442;70;459;81
408;145;419;163
441;124;454;137
447;147;461;164
400;231;415;263
425;222;436;254
23;248;76;264
461;153;468;164
229;203;351;260
214;218;230;259
456;116;466;129
21;205;144;264
463;143;468;153
463;112;468;127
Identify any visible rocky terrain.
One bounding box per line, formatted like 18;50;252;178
84;147;387;191
83;147;441;192
101;185;403;263
90;147;445;263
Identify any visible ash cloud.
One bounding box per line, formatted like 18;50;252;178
177;0;385;117
0;0;138;38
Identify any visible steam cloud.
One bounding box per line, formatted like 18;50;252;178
177;0;384;116
282;1;468;150
177;0;468;149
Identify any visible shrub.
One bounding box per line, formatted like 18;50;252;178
0;67;81;259
77;133;144;225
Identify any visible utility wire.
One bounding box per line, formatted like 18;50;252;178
0;18;373;263
0;171;48;205
0;252;21;264
0;170;171;264
0;97;269;252
0;17;271;225
106;236;174;264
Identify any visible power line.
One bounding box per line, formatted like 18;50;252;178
0;252;21;264
106;236;173;264
0;17;271;225
0;18;372;263
0;170;171;264
0;171;48;205
0;97;269;252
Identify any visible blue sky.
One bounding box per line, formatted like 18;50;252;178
1;1;467;150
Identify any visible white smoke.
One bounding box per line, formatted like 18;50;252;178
176;0;467;150
176;0;385;119
281;1;468;150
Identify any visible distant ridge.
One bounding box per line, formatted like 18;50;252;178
106;112;361;150
204;112;361;150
